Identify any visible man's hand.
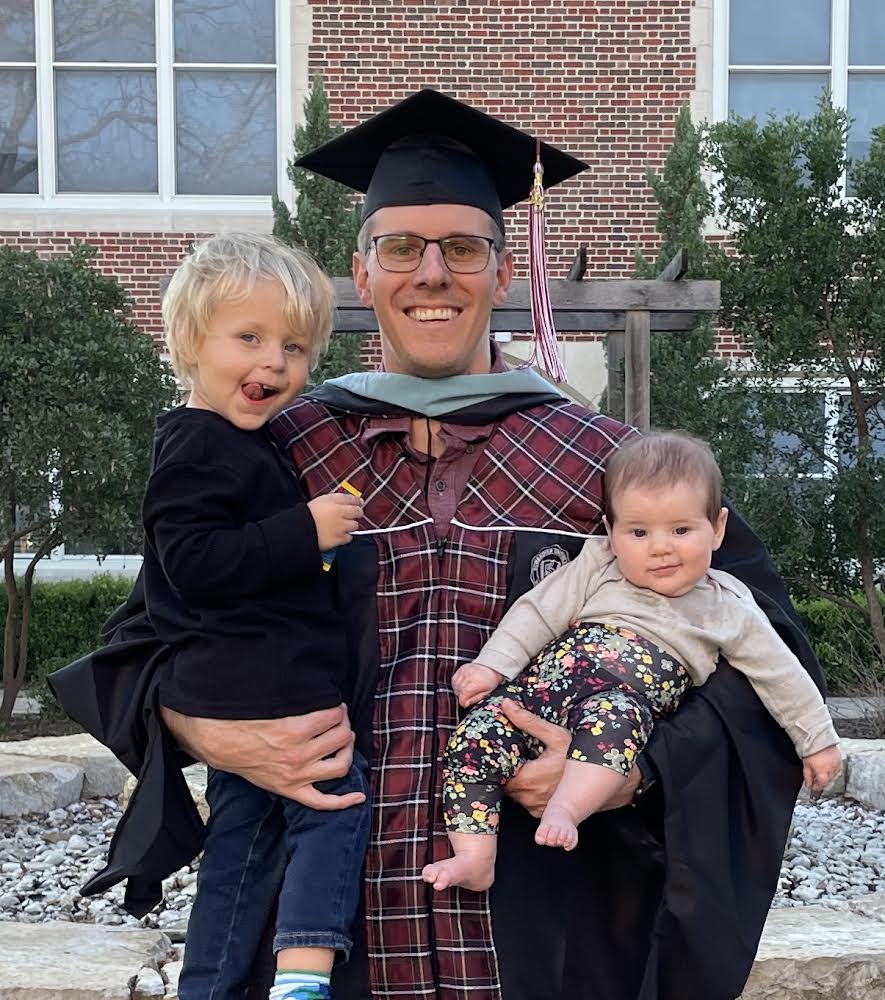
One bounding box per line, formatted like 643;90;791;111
802;744;842;793
161;703;364;810
452;661;504;708
307;493;363;551
500;698;641;816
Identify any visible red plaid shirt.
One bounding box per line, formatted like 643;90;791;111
271;398;634;1000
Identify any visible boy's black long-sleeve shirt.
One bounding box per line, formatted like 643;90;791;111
143;407;347;719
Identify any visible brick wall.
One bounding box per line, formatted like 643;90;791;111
0;230;205;346
310;0;696;279
3;1;738;362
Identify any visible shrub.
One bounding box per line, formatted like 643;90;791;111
0;575;134;715
794;595;885;694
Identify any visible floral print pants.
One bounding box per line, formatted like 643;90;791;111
442;623;692;835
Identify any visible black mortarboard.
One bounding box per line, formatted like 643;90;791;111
294;89;588;233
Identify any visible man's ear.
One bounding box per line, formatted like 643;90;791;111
353;252;373;307
492;248;514;306
712;506;729;550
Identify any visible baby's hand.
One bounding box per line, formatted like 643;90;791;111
452;662;505;708
307;493;363;551
802;744;843;793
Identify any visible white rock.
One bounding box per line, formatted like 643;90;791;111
0;920;171;998
0;734;129;799
163;959;183;999
133;965;167;998
742;906;885;999
846;750;885;812
0;756;82;817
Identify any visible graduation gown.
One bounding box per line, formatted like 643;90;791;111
50;387;822;1000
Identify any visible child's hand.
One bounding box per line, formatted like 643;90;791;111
452;662;505;708
802;744;842;793
308;493;363;551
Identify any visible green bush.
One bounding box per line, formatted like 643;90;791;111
794;595;885;694
0;575;134;714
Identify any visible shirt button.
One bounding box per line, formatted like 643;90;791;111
465;445;475;454
435;479;447;493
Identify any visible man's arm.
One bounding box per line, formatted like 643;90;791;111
162;704;363;809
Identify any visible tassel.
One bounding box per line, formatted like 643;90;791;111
527;139;568;383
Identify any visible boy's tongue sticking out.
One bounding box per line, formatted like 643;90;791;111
243;382;276;402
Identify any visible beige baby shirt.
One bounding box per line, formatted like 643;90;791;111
476;536;838;758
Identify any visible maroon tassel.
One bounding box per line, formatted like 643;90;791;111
527;140;568;383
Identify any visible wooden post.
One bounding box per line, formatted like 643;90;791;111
624;310;651;431
606;332;625;422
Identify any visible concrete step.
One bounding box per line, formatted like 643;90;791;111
741;897;885;999
0;921;173;999
1;734;129;800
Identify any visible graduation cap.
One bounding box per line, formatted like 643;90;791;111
296;89;588;382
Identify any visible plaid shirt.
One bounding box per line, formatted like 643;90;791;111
271;398;634;1000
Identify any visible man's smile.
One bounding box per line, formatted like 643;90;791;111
404;306;462;322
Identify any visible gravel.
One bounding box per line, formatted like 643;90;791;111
0;796;883;931
0;799;197;939
775;798;885;908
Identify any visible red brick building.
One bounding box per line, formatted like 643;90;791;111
4;0;879;396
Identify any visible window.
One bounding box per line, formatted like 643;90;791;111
0;0;290;206
716;0;885;165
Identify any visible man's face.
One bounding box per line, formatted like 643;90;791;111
352;204;514;377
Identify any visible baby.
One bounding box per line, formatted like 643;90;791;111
423;431;841;892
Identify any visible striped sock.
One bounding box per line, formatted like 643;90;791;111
268;970;332;1000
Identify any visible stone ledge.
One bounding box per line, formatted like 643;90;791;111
0;756;83;817
0;921;172;999
1;735;129;799
740;903;885;999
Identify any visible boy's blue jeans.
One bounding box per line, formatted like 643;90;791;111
179;753;370;1000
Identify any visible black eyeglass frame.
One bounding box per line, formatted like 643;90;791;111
370;234;498;274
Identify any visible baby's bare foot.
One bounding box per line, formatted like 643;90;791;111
535;804;579;851
422;855;495;892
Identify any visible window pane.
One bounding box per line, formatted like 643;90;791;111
0;69;37;192
0;0;35;60
175;70;275;194
729;72;829;120
174;0;274;64
56;70;157;192
54;0;155;62
747;392;827;475
730;0;830;65
837;397;885;465
849;0;885;64
847;74;885;163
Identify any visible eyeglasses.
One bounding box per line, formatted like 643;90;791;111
371;234;497;274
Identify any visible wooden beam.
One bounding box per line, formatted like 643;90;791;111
331;277;720;313
624;310;651;432
333;308;704;333
657;248;688;282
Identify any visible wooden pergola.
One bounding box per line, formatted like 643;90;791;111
331;250;720;431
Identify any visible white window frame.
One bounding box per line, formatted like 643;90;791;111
0;0;294;218
713;0;885;143
739;373;885;481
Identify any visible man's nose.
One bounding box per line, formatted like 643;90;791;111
412;242;452;287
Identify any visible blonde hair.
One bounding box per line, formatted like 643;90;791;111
605;431;723;525
162;233;335;386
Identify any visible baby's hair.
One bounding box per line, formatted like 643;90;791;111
604;431;723;525
162;232;335;387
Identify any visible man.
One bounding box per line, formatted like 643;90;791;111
52;90;823;1000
